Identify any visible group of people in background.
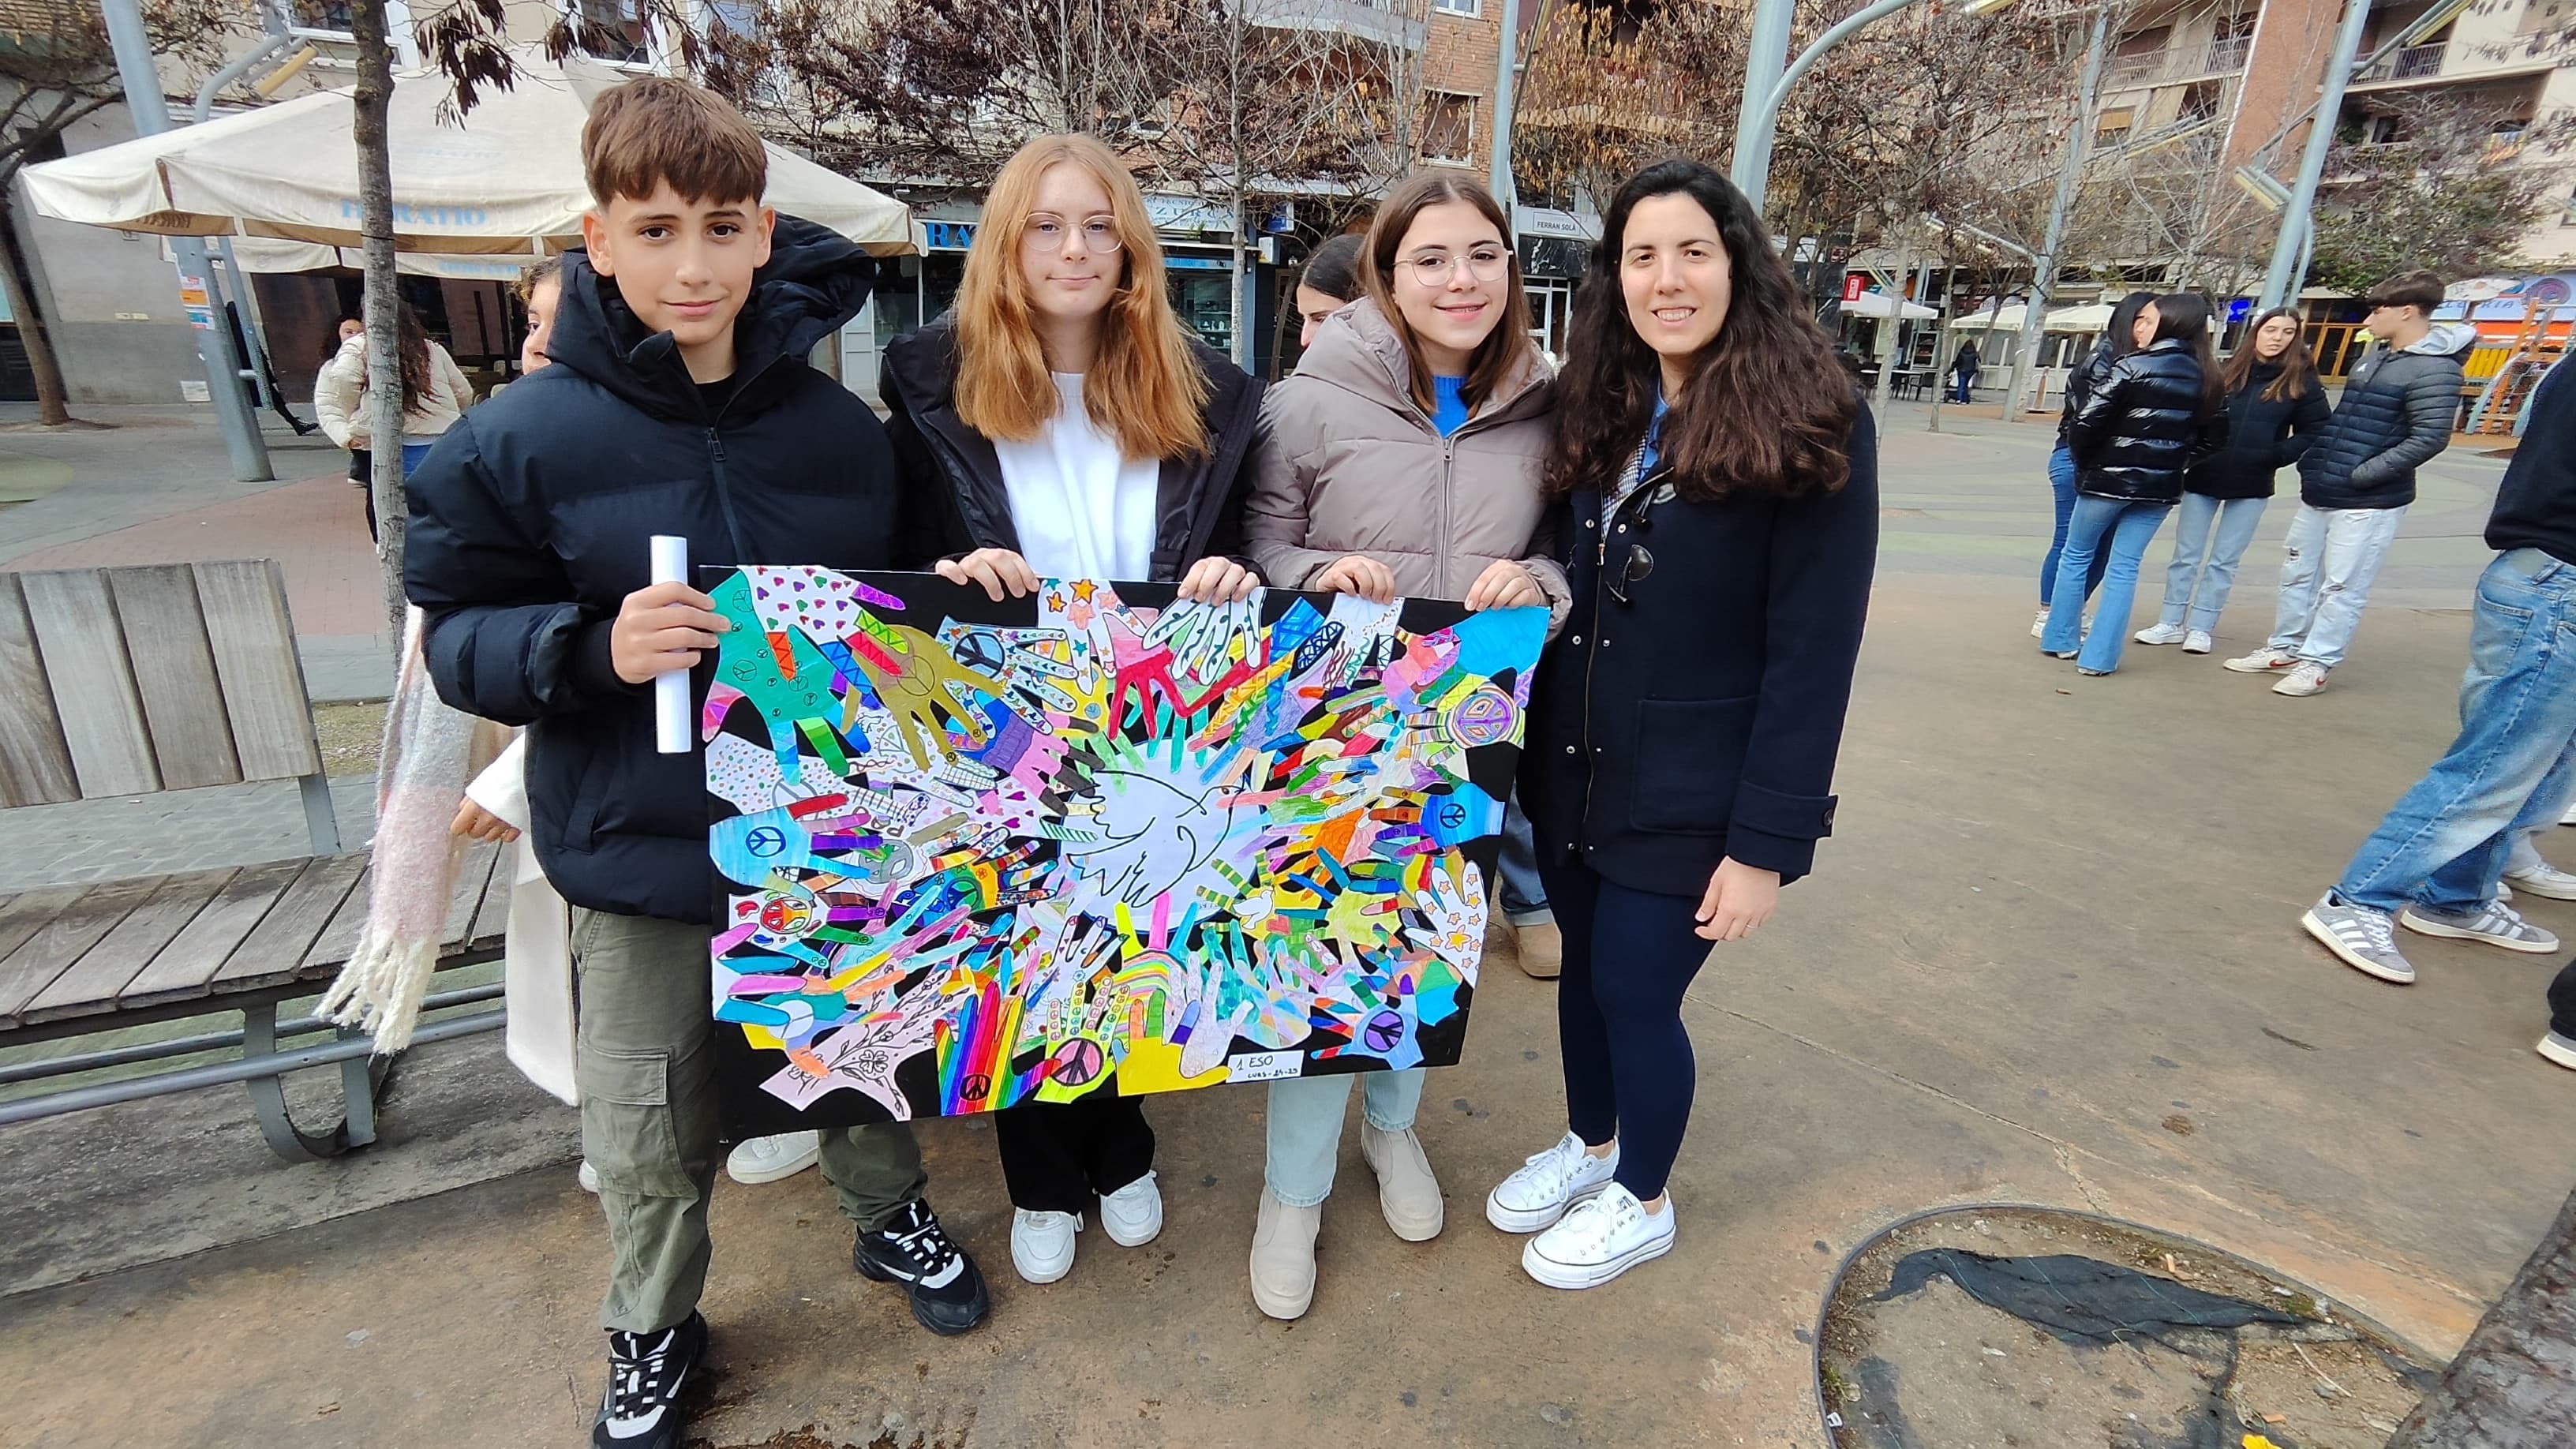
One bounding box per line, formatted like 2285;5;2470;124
391;77;1876;1449
2024;268;2576;1073
2031;268;2473;697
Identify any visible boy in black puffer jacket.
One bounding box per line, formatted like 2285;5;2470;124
2226;270;2473;697
404;78;990;1449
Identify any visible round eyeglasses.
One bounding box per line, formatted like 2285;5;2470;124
1024;214;1124;254
1401;249;1511;285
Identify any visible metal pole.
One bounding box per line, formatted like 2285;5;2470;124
1735;0;1921;213
1486;0;1520;224
2006;5;2113;421
97;0;271;481
1729;0;1798;205
2260;0;2372;312
0;1010;505;1129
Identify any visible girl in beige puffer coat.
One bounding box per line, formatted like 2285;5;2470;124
1241;171;1563;1321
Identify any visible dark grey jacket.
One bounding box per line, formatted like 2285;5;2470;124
2297;322;2477;510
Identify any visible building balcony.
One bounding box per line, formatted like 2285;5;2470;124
2348;39;2557;92
1245;0;1427;50
2103;33;2250;91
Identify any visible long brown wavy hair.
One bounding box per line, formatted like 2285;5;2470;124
953;134;1208;461
2221;306;2318;403
1544;159;1854;501
1360;172;1537;415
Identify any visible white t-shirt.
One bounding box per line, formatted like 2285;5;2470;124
993;373;1159;582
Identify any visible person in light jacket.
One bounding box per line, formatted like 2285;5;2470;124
317;303;475;537
1240;170;1566;1320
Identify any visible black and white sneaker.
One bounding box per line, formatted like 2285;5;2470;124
854;1197;991;1335
593;1311;706;1449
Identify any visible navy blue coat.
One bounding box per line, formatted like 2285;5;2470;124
2185;363;2330;500
405;219;905;923
2297;324;2475;510
2067;339;2226;503
1520;406;1879;897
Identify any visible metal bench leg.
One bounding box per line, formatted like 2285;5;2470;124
242;1001;395;1162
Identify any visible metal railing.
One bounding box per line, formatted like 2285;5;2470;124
2363;41;2449;80
2104;33;2252;88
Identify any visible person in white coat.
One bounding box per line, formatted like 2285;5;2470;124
316;304;475;537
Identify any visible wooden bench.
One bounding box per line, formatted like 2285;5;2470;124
0;560;508;1161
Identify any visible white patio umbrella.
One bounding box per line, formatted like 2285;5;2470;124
25;48;912;256
1841;290;1938;320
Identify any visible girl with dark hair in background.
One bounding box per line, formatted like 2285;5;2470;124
316;303;474;538
2135;306;2325;656
1291;233;1366;351
2042;291;2229;676
2032;293;2151;638
1489;158;1876;1290
1242;170;1565;1318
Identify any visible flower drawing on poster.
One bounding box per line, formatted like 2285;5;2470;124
701;567;1542;1130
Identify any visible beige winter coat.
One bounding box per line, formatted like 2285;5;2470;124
314;333;475;449
1245;296;1568;627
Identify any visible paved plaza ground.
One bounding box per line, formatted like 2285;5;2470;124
0;399;2570;1448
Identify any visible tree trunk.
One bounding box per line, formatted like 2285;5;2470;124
2385;1185;2576;1448
352;0;408;650
0;189;75;426
1870;241;1910;421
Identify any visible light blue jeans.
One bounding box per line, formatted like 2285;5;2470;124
2335;550;2576;915
2159;493;2269;633
2043;495;2171;673
2040;447;2107;607
1497;792;1550;926
2265;503;2407;669
1267;1069;1423;1208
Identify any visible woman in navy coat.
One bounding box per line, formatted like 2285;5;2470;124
1484;158;1878;1290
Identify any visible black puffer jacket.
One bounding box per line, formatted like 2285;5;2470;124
2185;362;2331;500
2297;323;2476;510
406;218;900;923
880;315;1264;580
2055;340;2114;448
2066;339;2228;503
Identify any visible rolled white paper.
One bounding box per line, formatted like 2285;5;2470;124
650;534;691;754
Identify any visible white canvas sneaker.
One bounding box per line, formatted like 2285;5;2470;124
2182;630;2213;654
1010;1208;1080;1285
725;1131;822;1185
2273;661;2330;697
2226;646;2298;673
1099;1170;1165;1248
1521;1184;1676;1290
1485;1130;1619;1233
2031;607;2049;638
2503;862;2576;901
2133;621;2188;646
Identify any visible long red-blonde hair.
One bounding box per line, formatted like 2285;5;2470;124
953;134;1209;460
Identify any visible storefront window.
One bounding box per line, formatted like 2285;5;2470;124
1167;268;1234;356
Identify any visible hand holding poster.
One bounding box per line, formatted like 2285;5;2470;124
702;567;1542;1136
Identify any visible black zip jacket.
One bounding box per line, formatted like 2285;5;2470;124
2067;339;2228;503
2487;360;2576;567
2056;341;2113;448
1520;402;1878;896
404;217;899;923
2184;362;2330;500
878;315;1264;579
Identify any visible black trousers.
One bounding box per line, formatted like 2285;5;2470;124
994;1091;1155;1215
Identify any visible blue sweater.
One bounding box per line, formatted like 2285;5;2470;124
1432;375;1470;436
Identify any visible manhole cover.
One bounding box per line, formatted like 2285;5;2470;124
1817;1206;2435;1449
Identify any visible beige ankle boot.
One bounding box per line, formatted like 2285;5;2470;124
1249;1187;1322;1320
1360;1121;1446;1241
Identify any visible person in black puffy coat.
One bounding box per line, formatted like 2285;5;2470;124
2032;293;2150;638
2135;307;2329;656
2226;270;2474;696
2040;292;2228;675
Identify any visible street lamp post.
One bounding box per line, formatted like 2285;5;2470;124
2258;0;2375;312
97;0;272;482
1731;0;2016;214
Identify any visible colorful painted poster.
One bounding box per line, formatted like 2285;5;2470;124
701;567;1542;1135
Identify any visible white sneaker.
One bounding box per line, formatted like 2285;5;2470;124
1485;1130;1619;1233
2030;607;2049;639
1522;1184;1676;1290
578;1160;600;1194
2226;646;2298;673
2503;862;2576;900
725;1130;822;1185
1099;1170;1164;1247
2273;661;2330;697
2540;1032;2576;1071
2133;621;2188;646
1010;1208;1080;1284
2562;800;2576;828
2183;630;2213;654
